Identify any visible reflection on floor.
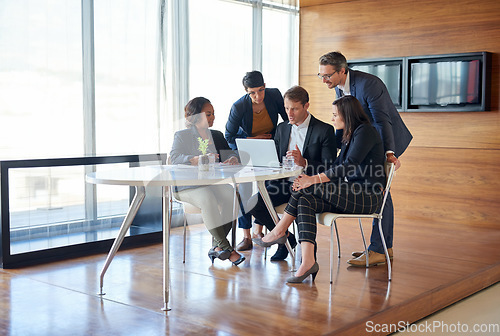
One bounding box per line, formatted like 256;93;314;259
1;220;499;335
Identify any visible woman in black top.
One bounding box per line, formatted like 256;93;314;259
254;96;386;282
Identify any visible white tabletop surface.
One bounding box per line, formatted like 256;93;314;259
86;164;302;187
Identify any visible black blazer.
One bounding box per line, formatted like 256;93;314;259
335;69;413;157
225;88;288;150
325;123;385;187
170;127;235;165
274;114;337;176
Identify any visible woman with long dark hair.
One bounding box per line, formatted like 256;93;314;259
254;95;386;282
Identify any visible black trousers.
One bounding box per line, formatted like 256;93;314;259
249;178;293;231
284;182;383;245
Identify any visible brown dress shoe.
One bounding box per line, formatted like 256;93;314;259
347;250;390;267
351;248;393;259
236;238;253;251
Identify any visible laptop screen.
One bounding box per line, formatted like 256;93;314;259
235;139;281;168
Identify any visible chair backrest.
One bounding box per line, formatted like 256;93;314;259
377;162;396;216
166;155;202;214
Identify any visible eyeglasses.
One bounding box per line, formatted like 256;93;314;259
317;71;338;80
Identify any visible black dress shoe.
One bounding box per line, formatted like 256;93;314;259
271;233;297;261
270;232;298;261
270;244;289;261
288;232;297;249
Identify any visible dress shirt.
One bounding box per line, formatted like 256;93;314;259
337;71;351;96
288;112;311;153
287;113;311;180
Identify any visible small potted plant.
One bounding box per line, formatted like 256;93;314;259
197;137;210;171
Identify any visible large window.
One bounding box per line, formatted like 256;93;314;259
0;0;299;160
262;6;299;94
188;0;253;132
8;163;128;255
187;0;299;133
3;157;164;261
0;0;83;159
0;0;299;265
94;0;161;155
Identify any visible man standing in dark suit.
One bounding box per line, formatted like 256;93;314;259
249;85;337;261
318;51;413;267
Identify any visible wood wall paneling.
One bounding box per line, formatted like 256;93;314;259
392;147;500;227
299;0;500;228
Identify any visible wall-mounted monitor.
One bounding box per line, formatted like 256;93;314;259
349;58;404;111
406;52;490;112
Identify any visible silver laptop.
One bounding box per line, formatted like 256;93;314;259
235;138;281;168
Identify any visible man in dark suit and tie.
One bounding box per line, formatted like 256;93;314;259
318;51;413;267
248;85;337;261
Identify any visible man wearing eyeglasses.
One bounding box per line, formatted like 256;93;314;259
318;51;413;267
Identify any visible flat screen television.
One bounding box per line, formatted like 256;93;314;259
407;52;490;111
349;59;403;110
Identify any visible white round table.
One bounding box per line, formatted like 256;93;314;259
87;164;302;310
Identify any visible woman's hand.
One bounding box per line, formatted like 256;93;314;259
189;156;199;166
292;174;316;191
292;173;329;191
223;156;239;165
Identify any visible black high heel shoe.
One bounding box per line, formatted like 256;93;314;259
286;262;319;283
208;247;231;264
230;251;246;266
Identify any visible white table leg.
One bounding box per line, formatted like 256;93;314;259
162;186;172;311
99;186;146;295
256;181;295;269
232;184;238;247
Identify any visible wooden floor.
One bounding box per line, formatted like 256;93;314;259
1;216;500;336
394;282;500;335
